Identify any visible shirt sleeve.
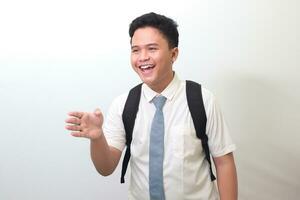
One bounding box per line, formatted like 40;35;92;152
102;93;128;152
202;88;236;157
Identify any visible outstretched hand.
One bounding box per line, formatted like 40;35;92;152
65;108;104;140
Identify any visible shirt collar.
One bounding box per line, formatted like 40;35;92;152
142;72;181;103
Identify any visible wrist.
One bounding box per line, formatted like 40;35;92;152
91;128;104;142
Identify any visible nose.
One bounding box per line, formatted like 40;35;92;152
139;49;150;62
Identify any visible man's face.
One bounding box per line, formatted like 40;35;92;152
131;26;178;93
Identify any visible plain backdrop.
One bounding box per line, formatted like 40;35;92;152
0;0;299;199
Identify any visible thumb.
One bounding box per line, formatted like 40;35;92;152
94;108;102;117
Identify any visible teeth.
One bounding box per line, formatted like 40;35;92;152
140;64;153;69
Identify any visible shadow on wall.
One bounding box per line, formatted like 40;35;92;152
212;70;300;200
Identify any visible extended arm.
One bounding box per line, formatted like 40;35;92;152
90;131;122;176
65;109;122;176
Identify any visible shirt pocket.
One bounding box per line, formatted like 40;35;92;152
170;125;203;159
131;127;148;159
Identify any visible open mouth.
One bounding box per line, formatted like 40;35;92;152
139;64;155;73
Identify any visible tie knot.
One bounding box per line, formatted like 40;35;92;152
152;96;167;110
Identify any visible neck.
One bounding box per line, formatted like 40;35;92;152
150;71;174;93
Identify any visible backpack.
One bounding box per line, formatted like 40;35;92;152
120;80;216;183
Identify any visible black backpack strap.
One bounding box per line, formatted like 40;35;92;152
186;80;216;181
120;83;142;183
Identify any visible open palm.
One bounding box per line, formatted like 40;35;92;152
65;109;103;140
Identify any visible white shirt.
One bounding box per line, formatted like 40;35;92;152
103;74;236;200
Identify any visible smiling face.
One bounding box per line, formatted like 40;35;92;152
131;26;178;93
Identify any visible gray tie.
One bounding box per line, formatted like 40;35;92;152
149;95;167;200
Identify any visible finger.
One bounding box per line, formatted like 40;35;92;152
71;131;87;138
68;111;84;119
65;124;82;131
65;117;81;125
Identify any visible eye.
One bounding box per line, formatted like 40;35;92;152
131;48;139;53
149;47;157;51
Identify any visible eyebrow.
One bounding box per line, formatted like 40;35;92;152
131;43;159;49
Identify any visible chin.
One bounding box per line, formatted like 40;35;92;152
140;76;154;86
137;72;153;82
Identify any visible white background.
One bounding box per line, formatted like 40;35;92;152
0;0;299;199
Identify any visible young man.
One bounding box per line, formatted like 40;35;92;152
65;12;238;200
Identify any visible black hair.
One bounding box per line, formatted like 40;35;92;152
129;12;179;48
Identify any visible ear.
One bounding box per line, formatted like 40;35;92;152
171;47;179;63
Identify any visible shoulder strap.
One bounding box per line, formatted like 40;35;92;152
186;80;216;181
120;83;142;183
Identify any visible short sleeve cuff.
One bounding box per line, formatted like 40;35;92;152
105;137;125;152
211;144;236;158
